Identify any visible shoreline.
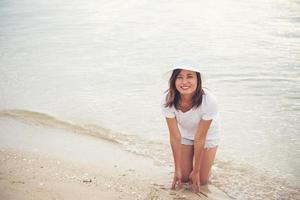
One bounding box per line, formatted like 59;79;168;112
1;110;299;199
0;148;230;200
0;148;149;200
0;116;231;200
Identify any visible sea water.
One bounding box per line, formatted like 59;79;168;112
0;0;299;199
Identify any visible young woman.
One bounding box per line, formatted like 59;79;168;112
161;63;220;193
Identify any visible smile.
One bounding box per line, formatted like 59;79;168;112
181;86;191;90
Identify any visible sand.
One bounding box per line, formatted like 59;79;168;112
0;116;231;200
0;148;168;200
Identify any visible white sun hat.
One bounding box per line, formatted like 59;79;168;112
163;60;201;80
170;59;201;73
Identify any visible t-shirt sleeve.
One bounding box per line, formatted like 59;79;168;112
161;94;176;118
202;93;218;120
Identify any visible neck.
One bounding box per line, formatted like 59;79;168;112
180;94;193;103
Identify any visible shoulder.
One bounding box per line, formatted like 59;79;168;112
160;92;168;106
161;92;175;109
160;92;176;118
201;89;218;120
202;89;217;104
201;89;218;112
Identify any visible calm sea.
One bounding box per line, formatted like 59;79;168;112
1;0;299;199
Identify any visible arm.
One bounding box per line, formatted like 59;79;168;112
165;117;182;188
193;119;212;171
189;119;212;192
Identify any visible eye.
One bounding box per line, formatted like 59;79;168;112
187;75;194;78
177;76;183;79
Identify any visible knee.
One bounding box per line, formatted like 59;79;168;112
181;174;190;183
200;178;209;185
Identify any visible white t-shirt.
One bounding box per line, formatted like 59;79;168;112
161;90;220;141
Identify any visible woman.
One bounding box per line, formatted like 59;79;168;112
161;63;220;193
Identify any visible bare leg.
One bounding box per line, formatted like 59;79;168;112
180;144;194;182
199;146;217;185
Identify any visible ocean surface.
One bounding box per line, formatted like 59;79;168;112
0;0;299;199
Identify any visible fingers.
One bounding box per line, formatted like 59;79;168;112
171;178;182;190
191;183;200;193
192;183;199;193
190;177;201;193
171;178;176;189
177;177;182;186
196;181;201;193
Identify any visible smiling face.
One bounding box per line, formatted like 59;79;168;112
175;69;198;97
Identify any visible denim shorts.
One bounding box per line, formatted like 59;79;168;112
181;137;219;149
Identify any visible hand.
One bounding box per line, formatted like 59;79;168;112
189;170;200;193
171;169;182;190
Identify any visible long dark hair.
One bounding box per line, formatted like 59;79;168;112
165;69;204;109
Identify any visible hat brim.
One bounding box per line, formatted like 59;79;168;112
170;66;201;73
162;66;201;80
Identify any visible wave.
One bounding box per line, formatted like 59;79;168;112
0;109;172;166
1;109;299;199
207;71;299;85
0;109;119;143
213;160;300;200
210;75;298;84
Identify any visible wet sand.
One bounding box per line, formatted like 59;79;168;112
0;116;231;200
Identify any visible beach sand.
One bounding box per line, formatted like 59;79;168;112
0;115;231;200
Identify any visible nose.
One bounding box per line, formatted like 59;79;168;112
182;78;189;84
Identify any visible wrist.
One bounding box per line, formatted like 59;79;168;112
192;168;200;173
175;166;181;172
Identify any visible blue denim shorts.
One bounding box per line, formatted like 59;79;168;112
181;137;219;149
